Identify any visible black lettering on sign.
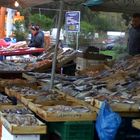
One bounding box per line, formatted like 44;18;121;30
57;113;82;118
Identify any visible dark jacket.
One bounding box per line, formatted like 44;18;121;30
128;27;140;55
28;31;44;48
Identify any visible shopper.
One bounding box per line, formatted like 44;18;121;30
128;13;140;55
28;25;44;48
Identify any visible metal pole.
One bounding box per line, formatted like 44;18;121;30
76;32;79;50
50;0;64;89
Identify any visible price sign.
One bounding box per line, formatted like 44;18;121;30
65;11;80;32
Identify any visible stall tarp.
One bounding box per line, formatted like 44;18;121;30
0;0;81;8
84;0;104;7
85;0;140;13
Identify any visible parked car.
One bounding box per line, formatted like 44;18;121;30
103;36;121;50
104;42;116;50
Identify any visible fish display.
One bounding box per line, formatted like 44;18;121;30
1;107;32;114
0;94;11;103
45;105;90;113
0;45;77;73
22;55;140;107
10;86;42;96
0;61;26;71
1;105;39;126
4;114;39;126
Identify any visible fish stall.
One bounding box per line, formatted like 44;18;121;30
21;54;140;117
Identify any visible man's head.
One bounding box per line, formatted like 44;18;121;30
30;25;40;35
131;13;140;28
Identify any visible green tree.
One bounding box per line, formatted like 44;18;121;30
19;8;31;28
94;15;111;31
29;14;53;30
13;20;27;41
122;13;131;26
81;21;95;33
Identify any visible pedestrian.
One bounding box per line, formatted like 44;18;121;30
28;25;44;48
128;13;140;55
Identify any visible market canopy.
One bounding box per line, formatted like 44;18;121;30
0;0;57;8
84;0;140;13
0;0;81;8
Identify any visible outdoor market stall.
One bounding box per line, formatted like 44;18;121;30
4;86;96;122
0;48;45;56
21;54;140;118
1;0;140;140
0;1;84;139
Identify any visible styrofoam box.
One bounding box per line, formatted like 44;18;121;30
2;125;40;140
76;57;105;70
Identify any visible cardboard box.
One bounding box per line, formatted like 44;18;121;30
76;57;106;70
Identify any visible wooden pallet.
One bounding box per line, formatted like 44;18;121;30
21;96;34;106
132;119;140;129
4;87;97;122
19;90;97;122
32;60;52;72
91;98;140;113
0;104;26;115
36;105;96;122
28;101;42;113
0;104;46;134
1;115;46;134
22;73;37;82
5;87;39;100
0;79;28;92
91;98;103;109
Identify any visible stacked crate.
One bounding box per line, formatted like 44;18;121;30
1;126;40;140
76;46;112;71
48;121;94;140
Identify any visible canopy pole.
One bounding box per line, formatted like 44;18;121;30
50;0;64;89
76;32;79;50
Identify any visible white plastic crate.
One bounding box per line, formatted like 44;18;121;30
2;125;40;140
76;57;105;70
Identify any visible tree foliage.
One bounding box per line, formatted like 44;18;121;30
21;2;127;32
121;13;131;26
13;20;27;41
29;14;53;30
80;21;95;33
93;15;111;31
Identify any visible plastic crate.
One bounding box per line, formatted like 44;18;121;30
2;125;40;140
48;121;94;140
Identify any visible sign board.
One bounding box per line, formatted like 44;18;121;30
65;11;80;32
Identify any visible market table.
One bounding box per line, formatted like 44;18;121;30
0;71;25;79
92;99;140;118
0;48;45;56
22;72;140;118
4;86;97;122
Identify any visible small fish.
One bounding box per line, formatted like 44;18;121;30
122;100;135;104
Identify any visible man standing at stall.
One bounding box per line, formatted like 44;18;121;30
28;25;44;48
28;25;44;56
128;13;140;55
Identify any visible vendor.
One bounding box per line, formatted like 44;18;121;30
128;13;140;55
28;25;44;48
